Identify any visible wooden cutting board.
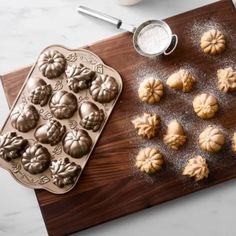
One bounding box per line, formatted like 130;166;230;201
1;0;236;235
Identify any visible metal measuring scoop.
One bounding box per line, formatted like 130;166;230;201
77;6;178;58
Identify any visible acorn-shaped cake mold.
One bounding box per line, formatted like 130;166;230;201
50;158;81;188
65;64;95;93
34;119;66;146
62;129;92;158
21;143;51;175
27;77;52;106
10;104;40;132
78;101;105;132
89;74;119;103
38;50;66;79
49;91;78;119
0;132;28;162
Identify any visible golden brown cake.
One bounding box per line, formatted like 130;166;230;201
193;93;218;119
182;155;209;182
217;67;236;93
232;132;236;153
138;77;164;104
135;147;164;174
163;119;187;150
132;113;160;139
200;29;226;55
166;69;195;92
199;126;225;152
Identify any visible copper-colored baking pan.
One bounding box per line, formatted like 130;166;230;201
0;45;123;194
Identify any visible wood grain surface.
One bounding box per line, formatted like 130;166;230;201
1;0;236;235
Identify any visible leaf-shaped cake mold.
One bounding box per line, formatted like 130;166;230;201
65;64;95;93
0;132;28;162
50;158;81;188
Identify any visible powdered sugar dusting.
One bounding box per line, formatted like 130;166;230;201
127;18;236;187
137;24;170;55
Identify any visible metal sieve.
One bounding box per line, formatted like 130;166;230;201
77;6;178;58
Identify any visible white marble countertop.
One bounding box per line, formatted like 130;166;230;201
1;0;236;235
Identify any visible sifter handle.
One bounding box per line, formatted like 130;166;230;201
164;34;178;56
77;6;122;29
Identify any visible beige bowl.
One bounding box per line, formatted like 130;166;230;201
118;0;142;6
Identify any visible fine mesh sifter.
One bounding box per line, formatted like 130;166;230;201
77;6;178;58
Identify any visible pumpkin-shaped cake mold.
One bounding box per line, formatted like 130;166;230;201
38;50;66;79
21;143;51;174
34;119;66;146
27;77;52;106
79;101;105;132
49;91;78;119
62;129;92;158
50;158;81;188
66;64;95;93
0;132;28;162
10;104;40;132
89;74;119;103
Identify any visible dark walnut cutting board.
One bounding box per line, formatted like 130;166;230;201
1;0;236;235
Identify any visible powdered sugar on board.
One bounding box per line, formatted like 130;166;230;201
128;18;236;187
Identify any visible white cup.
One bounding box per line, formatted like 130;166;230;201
118;0;142;6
